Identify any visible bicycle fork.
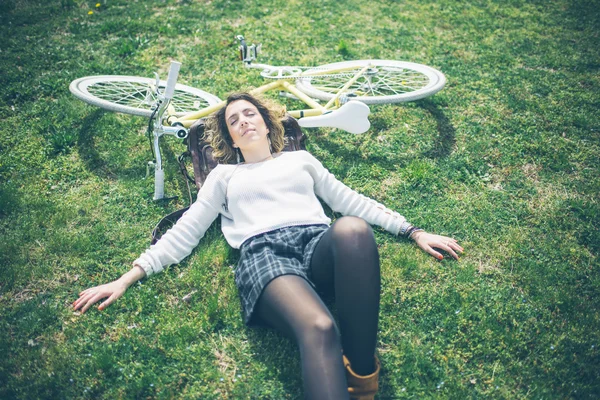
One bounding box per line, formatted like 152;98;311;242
150;119;188;200
148;61;188;200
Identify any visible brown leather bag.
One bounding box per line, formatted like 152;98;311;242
152;115;307;243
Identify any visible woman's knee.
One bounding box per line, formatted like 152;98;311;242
330;216;376;247
300;313;340;346
329;217;380;278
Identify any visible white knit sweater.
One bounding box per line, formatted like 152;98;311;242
134;150;410;276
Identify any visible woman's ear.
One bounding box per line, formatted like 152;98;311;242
233;143;239;148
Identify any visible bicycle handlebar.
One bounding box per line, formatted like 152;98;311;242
164;61;181;100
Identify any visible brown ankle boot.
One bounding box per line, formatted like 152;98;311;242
343;355;381;400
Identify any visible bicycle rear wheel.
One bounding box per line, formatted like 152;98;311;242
69;76;221;117
295;60;446;104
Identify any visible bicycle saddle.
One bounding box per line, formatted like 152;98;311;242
297;101;370;134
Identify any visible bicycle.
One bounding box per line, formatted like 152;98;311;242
69;35;446;200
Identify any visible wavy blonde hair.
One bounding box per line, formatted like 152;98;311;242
206;93;287;164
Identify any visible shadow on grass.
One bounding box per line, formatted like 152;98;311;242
0;181;21;218
418;100;456;160
313;99;457;177
76;109;118;179
314;136;402;174
567;0;600;31
158;139;195;204
0;181;64;292
77;109;192;204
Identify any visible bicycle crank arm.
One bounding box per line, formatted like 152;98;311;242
298;101;371;134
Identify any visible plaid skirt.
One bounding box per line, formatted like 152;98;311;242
235;224;329;325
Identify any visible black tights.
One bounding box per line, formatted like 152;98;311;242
254;217;381;400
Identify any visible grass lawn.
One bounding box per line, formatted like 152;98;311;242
1;0;598;398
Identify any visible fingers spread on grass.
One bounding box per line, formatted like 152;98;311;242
73;292;94;311
434;242;461;260
424;245;444;260
81;293;105;313
98;294;117;311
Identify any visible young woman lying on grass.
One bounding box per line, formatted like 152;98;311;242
74;92;463;400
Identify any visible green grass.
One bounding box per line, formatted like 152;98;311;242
1;0;599;398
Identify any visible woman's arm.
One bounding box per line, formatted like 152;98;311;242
73;265;146;313
305;152;464;260
134;197;220;277
74;198;218;314
73;167;227;313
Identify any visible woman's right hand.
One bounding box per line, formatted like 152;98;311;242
73;265;146;313
73;280;129;313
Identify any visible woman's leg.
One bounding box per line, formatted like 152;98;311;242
310;216;381;376
254;274;350;400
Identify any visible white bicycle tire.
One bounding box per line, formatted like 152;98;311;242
295;60;446;104
69;75;221;117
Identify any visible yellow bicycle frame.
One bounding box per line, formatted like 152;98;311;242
171;64;372;128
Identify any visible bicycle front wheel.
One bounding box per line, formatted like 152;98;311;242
69;76;221;117
295;60;446;104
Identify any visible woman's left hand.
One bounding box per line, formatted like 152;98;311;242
411;231;463;260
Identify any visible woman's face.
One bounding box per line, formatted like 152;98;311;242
224;99;269;151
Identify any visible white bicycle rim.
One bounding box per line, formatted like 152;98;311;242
69;75;221;117
295;60;446;104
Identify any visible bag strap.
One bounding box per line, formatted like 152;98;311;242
151;207;189;244
187;118;212;190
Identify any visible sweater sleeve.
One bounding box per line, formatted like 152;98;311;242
304;151;411;235
133;166;226;277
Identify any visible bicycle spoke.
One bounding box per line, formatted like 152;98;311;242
89;82;148;107
85;80;214;113
303;66;431;98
